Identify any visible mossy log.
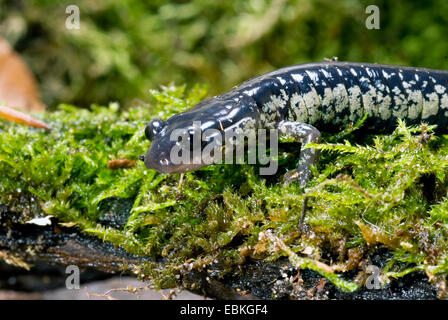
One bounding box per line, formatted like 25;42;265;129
0;202;439;300
0;204;261;299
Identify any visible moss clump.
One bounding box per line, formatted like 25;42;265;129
1;85;448;295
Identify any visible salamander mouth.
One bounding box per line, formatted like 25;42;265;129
165;163;207;173
144;143;207;174
145;158;206;174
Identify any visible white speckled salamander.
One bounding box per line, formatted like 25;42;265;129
143;61;448;186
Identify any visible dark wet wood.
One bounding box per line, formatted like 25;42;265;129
0;217;259;300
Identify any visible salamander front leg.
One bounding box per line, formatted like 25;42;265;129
277;120;321;187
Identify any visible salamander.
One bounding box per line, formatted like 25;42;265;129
143;61;448;187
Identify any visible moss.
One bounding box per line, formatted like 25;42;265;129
1;85;448;293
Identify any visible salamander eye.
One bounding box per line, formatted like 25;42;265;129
145;119;166;140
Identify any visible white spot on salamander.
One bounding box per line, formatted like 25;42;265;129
435;85;446;95
276;77;286;85
365;67;374;78
376;82;385;91
376;91;392;121
320;68;332;78
291;73;304;82
335;67;343;76
406;89;423;120
243;88;259;96
333;83;349;114
382;70;393;79
407;89;423;120
402;81;412;89
289;92;308;123
422;92;439;119
361;84;377;118
305;71;320;82
347;85;363;122
302;89;321;124
280;89;289;102
262;93;288;123
441;94;448;110
392;87;401;95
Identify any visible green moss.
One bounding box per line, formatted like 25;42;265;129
2;85;448;293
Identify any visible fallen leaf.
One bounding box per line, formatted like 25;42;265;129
0;37;45;111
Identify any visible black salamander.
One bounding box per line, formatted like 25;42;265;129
143;62;448;186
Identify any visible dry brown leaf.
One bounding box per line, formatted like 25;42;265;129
0;37;45;112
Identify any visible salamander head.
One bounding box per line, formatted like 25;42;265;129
143;94;260;174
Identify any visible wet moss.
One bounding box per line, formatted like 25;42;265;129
1;85;448;295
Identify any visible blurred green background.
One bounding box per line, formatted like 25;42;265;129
0;0;447;109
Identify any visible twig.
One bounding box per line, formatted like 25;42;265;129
86;283;152;300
